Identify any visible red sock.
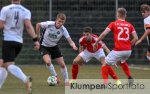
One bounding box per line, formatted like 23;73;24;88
107;66;118;80
72;64;79;79
119;62;131;78
101;66;109;84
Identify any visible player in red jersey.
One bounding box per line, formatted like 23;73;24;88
94;8;138;84
71;27;121;84
135;4;150;61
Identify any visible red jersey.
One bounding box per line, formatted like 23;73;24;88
79;34;104;53
107;20;136;51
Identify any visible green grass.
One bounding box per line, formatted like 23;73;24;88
0;65;150;94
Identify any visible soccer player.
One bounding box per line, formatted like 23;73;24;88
36;13;78;85
135;4;150;61
0;0;40;94
71;26;121;84
94;8;138;84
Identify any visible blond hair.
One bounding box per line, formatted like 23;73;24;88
117;8;127;18
56;13;66;21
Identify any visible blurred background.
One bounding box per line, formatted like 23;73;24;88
0;0;150;64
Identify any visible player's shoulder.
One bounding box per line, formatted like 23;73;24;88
1;4;30;13
1;4;12;11
43;21;55;27
144;15;150;24
19;5;31;13
79;36;84;42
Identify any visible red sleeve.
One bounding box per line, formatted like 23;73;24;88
130;24;136;33
107;22;114;31
79;36;84;46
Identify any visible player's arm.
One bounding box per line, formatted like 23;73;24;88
36;23;41;39
79;45;84;53
0;21;4;29
95;28;110;45
102;44;110;55
0;7;6;29
135;29;150;45
24;19;40;49
66;37;78;51
131;31;138;46
24;19;37;39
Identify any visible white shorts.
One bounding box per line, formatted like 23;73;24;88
79;48;105;62
105;50;132;65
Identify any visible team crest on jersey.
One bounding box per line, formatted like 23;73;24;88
57;31;60;34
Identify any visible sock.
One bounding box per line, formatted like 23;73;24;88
72;64;79;79
60;66;68;82
0;67;8;89
107;66;118;80
7;65;27;83
47;64;57;76
101;66;109;84
119;62;131;78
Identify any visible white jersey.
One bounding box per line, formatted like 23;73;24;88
144;15;150;45
0;4;31;43
40;21;70;47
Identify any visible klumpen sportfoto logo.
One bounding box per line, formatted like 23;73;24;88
65;79;150;94
70;82;145;91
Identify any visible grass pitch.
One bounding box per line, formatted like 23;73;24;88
0;64;150;94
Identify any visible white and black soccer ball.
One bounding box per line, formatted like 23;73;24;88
47;76;58;86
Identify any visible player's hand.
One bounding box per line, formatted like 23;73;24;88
34;41;40;50
135;39;142;46
72;45;78;51
93;43;98;51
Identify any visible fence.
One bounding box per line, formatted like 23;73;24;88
0;0;150;64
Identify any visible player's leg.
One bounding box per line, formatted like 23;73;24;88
95;49;119;82
72;50;92;80
39;46;58;77
2;41;31;94
102;50;122;84
72;55;85;79
0;59;7;89
119;51;133;86
55;57;68;83
119;61;132;79
146;45;150;61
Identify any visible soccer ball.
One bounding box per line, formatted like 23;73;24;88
47;76;58;86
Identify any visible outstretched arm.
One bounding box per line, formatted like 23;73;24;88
66;37;78;51
95;28;110;44
135;29;150;45
36;23;42;39
24;19;40;50
102;44;110;55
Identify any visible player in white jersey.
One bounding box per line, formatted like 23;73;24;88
0;0;40;94
135;4;150;61
36;13;78;85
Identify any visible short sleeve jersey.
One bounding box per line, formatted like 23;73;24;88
107;20;136;51
79;34;104;53
0;4;31;43
40;21;70;47
144;15;150;45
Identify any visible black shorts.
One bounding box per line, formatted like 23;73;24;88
2;41;22;63
39;45;62;59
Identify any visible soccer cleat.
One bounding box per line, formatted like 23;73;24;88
116;80;122;85
56;76;60;84
128;76;134;87
27;76;32;94
69;79;77;84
